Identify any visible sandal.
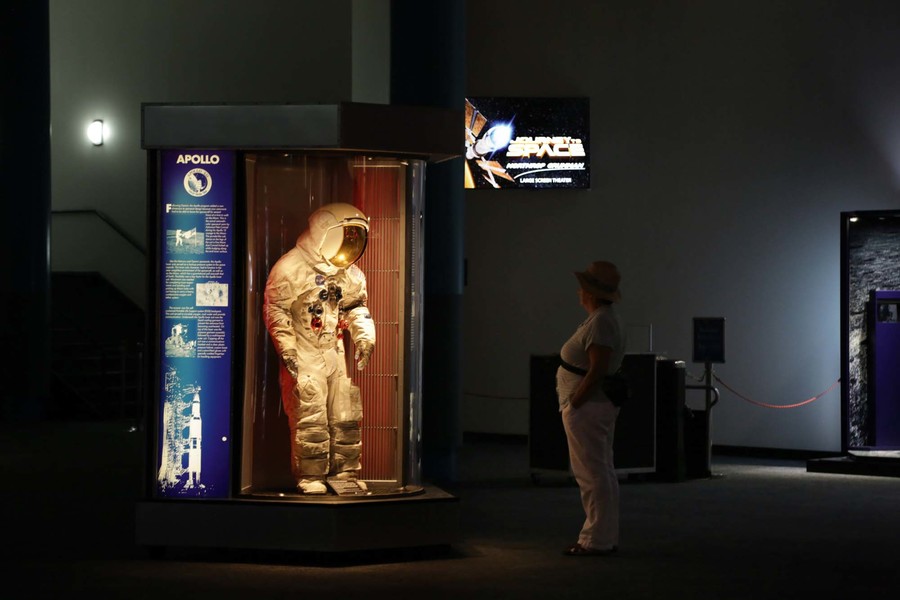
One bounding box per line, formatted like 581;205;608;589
563;542;618;556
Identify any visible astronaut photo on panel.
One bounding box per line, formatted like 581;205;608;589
263;203;375;495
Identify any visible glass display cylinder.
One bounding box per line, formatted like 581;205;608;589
239;153;425;498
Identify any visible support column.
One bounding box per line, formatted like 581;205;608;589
0;1;51;421
352;0;390;104
391;0;465;483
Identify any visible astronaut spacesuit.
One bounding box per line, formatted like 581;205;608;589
263;203;375;495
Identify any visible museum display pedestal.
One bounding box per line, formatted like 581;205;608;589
806;455;900;478
136;486;459;553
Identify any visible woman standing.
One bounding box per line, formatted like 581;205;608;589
556;260;626;556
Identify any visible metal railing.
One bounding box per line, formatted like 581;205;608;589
52;209;146;255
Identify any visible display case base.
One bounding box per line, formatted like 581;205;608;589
136;485;459;553
247;481;426;501
806;455;900;478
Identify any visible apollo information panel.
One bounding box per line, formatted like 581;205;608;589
156;150;235;498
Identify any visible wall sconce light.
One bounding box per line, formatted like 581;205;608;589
87;120;105;145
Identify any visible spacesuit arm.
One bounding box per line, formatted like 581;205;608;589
348;305;376;365
263;269;301;377
343;267;376;370
344;302;375;370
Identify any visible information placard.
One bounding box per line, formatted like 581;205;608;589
693;317;725;364
156;150;235;498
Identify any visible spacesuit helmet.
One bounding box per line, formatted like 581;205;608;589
310;203;369;268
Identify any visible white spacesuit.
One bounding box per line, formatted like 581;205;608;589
263;203;375;495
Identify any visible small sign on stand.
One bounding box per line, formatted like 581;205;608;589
693;317;725;364
689;317;726;479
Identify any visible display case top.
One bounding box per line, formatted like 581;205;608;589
141;102;460;162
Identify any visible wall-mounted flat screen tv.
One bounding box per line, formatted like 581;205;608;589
464;96;589;190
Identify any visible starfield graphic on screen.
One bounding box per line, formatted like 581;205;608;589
464;97;590;190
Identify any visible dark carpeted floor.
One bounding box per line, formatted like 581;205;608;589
2;421;899;599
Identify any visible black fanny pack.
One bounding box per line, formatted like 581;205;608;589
559;358;631;407
559;359;587;376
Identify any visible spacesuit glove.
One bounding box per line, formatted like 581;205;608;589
282;352;300;379
354;341;374;371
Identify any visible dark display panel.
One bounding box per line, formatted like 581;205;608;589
692;317;725;364
869;290;900;447
843;212;900;450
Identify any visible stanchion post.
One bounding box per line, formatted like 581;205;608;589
704;361;713;477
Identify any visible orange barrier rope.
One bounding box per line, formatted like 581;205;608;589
713;375;841;409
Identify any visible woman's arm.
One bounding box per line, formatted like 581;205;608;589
570;343;611;408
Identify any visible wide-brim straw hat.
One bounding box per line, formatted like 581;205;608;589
574;260;622;303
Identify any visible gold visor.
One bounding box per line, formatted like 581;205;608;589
327;225;368;267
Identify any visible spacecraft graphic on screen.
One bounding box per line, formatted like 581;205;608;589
464;97;590;190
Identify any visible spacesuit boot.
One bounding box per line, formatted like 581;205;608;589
325;427;367;495
327;471;368;495
297;478;328;495
332;470;368;492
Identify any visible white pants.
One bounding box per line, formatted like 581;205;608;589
281;347;362;482
561;399;620;550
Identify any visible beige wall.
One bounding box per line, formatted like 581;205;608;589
463;0;900;450
49;0;359;306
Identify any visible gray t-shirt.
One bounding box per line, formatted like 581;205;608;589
556;304;625;410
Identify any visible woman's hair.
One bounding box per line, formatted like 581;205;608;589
584;290;612;306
